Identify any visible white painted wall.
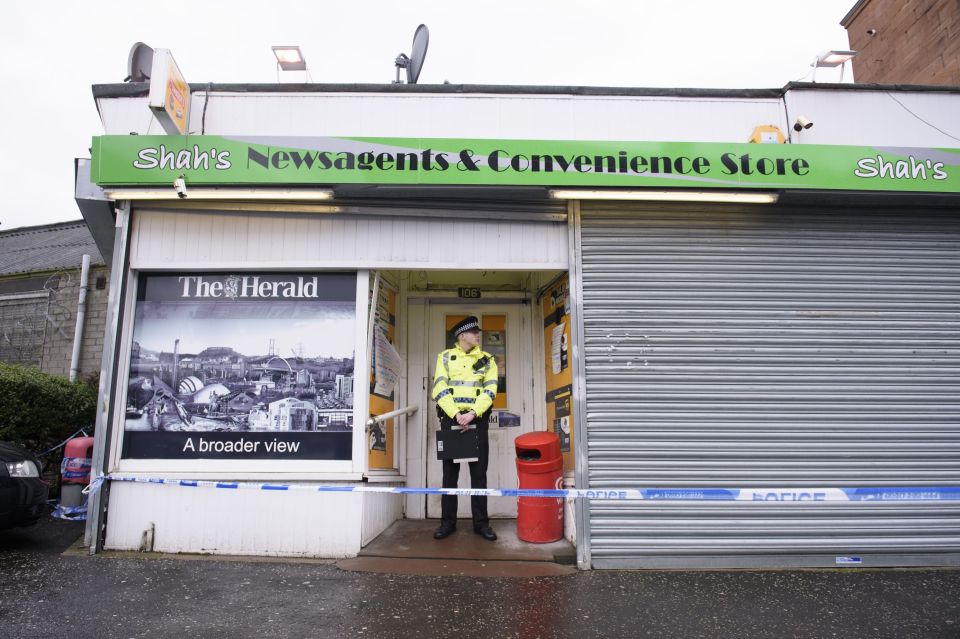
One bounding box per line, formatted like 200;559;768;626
128;208;568;271
97;87;960;149
784;88;960;147
361;490;404;547
105;482;362;557
99;90;786;143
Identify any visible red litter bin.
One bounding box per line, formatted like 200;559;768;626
515;431;564;543
60;436;94;508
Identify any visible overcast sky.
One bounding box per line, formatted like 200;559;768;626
0;1;852;232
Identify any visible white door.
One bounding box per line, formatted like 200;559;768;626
425;304;531;519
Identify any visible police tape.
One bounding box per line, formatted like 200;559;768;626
52;503;87;521
61;456;92;480
84;475;960;502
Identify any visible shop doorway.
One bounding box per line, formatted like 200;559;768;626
424;304;533;519
365;269;577;564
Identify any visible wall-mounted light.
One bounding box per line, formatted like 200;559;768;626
272;46;307;71
103;187;334;201
816;50;858;66
811;49;858;82
793;115;814;132
173;176;187;198
549;190;779;204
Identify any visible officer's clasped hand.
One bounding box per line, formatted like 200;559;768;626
456;410;476;430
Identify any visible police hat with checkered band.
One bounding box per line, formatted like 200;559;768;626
451;316;482;337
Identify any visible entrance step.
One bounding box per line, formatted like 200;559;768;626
337;519;576;577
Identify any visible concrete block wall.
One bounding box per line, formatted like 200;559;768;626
40;266;111;380
845;0;960;85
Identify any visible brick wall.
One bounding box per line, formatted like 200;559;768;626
39;266;111;380
845;0;960;85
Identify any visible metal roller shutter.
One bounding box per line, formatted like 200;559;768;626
578;203;960;569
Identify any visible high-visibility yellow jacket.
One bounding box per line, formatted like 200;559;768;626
432;344;499;418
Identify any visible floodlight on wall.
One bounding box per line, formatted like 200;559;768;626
811;49;858;83
548;190;779;204
272;46;307;71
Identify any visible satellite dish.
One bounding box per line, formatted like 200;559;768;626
394;24;429;84
126;42;154;82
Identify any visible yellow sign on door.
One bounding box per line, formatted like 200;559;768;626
368;284;398;470
543;277;574;471
445;314;507;409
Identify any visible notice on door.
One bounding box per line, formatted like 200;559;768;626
543;277;575;468
373;325;402;397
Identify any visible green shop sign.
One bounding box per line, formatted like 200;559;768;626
90;135;960;193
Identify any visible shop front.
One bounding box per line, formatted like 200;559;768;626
87;200;569;557
81;83;960;568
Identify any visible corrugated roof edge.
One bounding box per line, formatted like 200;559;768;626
0;219;93;237
783;81;960;93
0;220;107;277
92;82;785;99
92;81;960;101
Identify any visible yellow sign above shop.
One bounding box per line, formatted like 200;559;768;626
148;49;190;135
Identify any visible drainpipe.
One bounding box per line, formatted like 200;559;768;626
69;254;91;382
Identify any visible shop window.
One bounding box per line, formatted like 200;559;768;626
121;272;357;461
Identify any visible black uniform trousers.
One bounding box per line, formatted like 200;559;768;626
439;412;490;530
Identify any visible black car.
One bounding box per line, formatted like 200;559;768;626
0;441;49;530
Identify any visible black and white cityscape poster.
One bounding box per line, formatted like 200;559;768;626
122;272;357;460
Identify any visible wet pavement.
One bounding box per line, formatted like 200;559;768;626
2;516;960;639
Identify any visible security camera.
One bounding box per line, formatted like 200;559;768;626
793;116;813;132
173;176;187;198
866;28;877;36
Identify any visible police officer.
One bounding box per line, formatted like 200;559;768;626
431;316;499;541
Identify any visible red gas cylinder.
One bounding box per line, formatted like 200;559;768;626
60;436;94;509
62;436;94;484
514;431;564;543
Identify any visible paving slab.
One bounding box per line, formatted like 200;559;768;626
358;518;575;563
345;518;576;576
